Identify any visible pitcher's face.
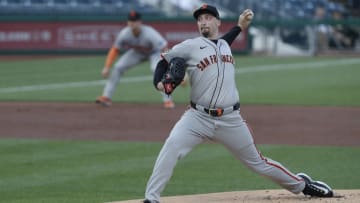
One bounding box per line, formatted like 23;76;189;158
197;13;220;39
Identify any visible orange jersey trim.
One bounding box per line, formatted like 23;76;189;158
104;47;120;68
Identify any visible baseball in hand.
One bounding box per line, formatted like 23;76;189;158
246;11;254;20
238;9;254;30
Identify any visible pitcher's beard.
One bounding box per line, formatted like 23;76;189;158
201;31;210;38
200;27;211;38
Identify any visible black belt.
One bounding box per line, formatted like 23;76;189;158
190;101;240;117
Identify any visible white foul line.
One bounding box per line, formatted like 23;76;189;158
0;76;152;94
0;59;359;94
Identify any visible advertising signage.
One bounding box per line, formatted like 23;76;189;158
0;21;248;53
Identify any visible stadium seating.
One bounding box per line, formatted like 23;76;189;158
0;0;352;19
0;0;163;16
206;0;350;20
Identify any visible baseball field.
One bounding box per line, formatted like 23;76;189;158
0;55;359;203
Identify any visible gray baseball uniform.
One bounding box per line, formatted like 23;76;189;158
143;5;334;202
144;27;305;203
102;24;171;103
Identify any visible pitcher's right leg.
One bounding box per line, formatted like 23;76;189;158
145;110;206;202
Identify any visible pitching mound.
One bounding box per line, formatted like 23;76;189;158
108;189;360;203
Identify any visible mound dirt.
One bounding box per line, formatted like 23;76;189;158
108;189;360;203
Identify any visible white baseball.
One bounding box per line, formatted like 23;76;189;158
247;11;254;20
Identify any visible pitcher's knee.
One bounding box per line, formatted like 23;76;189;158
164;139;192;160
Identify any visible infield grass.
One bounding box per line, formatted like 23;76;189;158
0;139;359;203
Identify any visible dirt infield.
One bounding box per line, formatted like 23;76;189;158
108;190;360;203
0;102;359;202
1;102;359;146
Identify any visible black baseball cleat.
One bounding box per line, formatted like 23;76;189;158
297;173;334;197
143;200;159;203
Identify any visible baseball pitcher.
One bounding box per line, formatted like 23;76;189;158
142;4;334;203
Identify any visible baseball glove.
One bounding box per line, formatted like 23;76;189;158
162;57;187;95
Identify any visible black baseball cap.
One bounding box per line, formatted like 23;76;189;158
193;4;220;20
128;10;141;21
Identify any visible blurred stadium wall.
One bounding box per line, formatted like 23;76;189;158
0;0;359;56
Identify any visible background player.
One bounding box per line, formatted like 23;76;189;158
143;4;334;203
95;10;175;109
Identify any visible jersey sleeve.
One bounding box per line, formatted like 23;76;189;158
162;39;193;62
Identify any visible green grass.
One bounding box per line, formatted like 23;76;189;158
0;55;359;106
236;57;360;106
0;139;359;203
0;55;359;202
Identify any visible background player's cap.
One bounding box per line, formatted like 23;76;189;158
193;4;220;20
128;10;141;21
